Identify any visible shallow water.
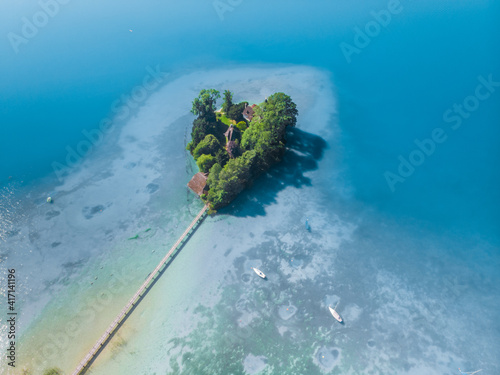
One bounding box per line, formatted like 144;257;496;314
1;1;499;374
1;66;497;375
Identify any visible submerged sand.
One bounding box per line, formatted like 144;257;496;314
3;65;337;374
3;64;497;375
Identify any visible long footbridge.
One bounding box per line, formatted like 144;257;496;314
72;205;208;375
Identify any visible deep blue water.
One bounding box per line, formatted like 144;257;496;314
2;0;498;243
0;1;499;372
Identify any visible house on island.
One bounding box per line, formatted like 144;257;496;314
224;124;238;158
242;103;256;122
187;172;208;196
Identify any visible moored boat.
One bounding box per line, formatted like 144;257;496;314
329;302;343;323
252;267;266;279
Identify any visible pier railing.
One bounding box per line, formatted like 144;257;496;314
71;204;208;375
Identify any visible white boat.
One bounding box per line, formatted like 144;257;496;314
329;302;343;323
459;369;482;375
252;267;266;279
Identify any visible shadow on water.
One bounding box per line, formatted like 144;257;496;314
225;127;328;217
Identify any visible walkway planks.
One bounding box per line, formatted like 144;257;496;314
71;205;208;375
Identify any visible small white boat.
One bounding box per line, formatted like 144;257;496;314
459;369;482;375
252;267;266;279
329;302;343;323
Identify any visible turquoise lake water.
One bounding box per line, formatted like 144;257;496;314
1;1;499;374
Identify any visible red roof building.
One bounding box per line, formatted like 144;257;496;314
187;172;209;196
242;104;255;122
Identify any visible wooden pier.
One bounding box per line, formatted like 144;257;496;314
71;205;208;375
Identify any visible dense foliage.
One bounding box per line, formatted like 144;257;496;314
190;89;220;120
187;117;226;153
227;102;247;123
196;154;216;173
188;89;298;210
193;134;221;160
222;89;233;114
236;121;247;131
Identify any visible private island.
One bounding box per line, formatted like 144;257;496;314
187;89;298;210
65;91;298;375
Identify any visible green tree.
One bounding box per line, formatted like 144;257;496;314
215;149;229;167
193;134;222;160
207;162;223;187
262;92;298;140
188;116;226;154
190;117;215;148
222;90;233;114
241;93;297;166
191;89;221;121
254;131;284;171
236;121;247;132
226;141;239;159
206;151;257;208
196;154;216;173
189;91;298;210
227;102;247;123
240;123;259;151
